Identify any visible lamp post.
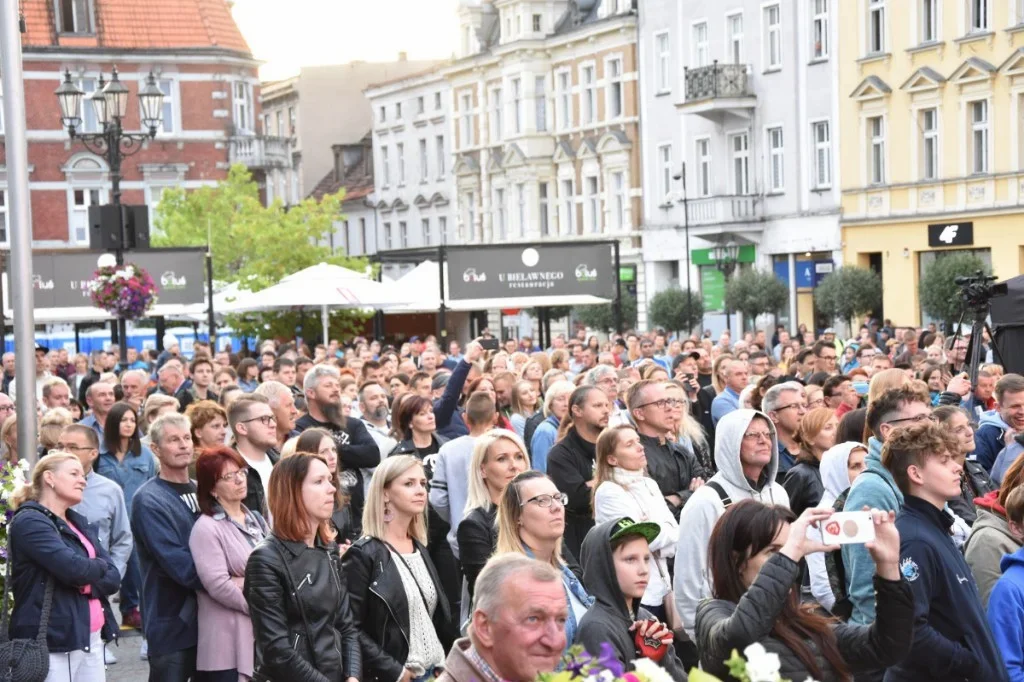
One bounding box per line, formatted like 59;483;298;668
672;162;694;335
55;67;164;366
712;240;740;335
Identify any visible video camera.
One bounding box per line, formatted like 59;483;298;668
955;271;1008;310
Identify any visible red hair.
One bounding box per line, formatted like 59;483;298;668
195;446;247;516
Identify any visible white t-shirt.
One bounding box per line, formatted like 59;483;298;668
241;451;274;512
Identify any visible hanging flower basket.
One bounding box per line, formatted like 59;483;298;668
88;263;158;320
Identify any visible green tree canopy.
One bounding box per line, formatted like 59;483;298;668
648;288;703;335
576;292;637;333
724;268;789;326
919;253;990;328
153;165;370;341
814;266;883;329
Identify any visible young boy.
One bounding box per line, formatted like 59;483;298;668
577;518;685;677
884;421;1009;682
986;485;1024;681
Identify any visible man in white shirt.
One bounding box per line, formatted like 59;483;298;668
228;394;279;518
358;382;396;498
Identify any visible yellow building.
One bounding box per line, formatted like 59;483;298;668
838;0;1024;326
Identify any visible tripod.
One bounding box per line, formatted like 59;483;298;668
949;305;1003;389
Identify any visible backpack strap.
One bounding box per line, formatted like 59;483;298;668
705;481;732;508
855;469;901;503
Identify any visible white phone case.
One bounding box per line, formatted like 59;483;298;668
820;511;876;545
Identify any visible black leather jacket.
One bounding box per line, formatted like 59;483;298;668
783;460;825;517
242;448;280;519
457;505;497;601
244;534;362;682
342;536;457;682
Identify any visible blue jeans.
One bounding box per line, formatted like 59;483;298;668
121;547;142;614
148;647;197;682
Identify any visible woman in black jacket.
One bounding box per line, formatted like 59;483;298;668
343;455;456;682
696;501;914;682
293;428;358;545
244;454;361;682
458;429;530;600
783;408;838;516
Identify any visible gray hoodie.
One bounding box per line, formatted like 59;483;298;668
673;409;790;639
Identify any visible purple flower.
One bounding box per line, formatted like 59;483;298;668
596;642;625;678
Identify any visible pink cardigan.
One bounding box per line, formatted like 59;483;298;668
188;511;266;678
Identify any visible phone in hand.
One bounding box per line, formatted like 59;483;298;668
479;338;500;351
820;511;875;545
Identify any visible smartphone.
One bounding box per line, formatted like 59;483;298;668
479;338;500;351
820;511;875;545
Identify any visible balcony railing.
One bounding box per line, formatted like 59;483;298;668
229;135;291;169
684;61;753;102
686;195;761;226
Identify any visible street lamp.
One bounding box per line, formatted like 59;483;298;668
56;67;164;366
713;240;741;334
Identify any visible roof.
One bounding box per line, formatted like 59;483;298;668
365;63;448;91
309;137;375;204
21;0;252;55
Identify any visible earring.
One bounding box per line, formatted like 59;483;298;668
383;500;394;523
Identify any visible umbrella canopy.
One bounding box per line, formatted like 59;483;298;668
222;262;405;314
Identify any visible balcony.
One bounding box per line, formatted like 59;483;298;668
677;61;756;123
229;135;292;170
686;195;762;232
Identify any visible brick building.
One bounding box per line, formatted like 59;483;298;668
8;0;271;245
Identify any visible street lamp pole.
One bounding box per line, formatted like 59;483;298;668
673;162;693;335
55;68;164;366
713;240;740;336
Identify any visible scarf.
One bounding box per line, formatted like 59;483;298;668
611;466;647;489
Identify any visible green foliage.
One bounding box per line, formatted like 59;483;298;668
576;291;637;333
152;165;371;341
815;266;883;328
724;268;789;323
919;253;990;326
648;288;704;335
530;305;573;320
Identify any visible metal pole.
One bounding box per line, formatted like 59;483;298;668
0;251;6;351
206;219;216;351
613;241;622;334
680;162;693;336
109;118;129;367
1;3;39;464
438;244;447;346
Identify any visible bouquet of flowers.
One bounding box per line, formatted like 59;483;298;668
688;643;819;682
0;459;29;601
538;644;675;682
88;263;157;320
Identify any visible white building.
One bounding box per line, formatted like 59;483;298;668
638;0;842;334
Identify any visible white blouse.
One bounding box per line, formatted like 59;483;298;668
390;549;445;677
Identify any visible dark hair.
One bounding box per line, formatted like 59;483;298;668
464;391;496;427
190;356;214;375
292;427;347;509
866;387;928;440
708;500;849;681
268;453;335;544
794;348;814;365
195;447;247;515
69;399;85;421
394;395;433;441
103;401;141;457
812;341;834;358
806;372;831;387
409;371;431;388
273;357;295;372
237;357;258;380
836;408;867;445
557;385;603;440
391;372;410;386
822;375;851;399
752;375;780;412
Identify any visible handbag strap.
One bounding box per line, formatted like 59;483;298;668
0;520;56;644
270;540;318;670
383;540;433;618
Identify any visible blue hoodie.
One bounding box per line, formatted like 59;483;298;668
842;437;904;625
975;409;1011;473
989;546;1024;682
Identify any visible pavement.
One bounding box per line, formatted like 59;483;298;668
105;608;149;681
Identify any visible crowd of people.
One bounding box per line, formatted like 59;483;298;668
3;320;1023;682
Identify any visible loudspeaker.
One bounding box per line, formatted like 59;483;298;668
88;204;151;251
122;205;150;249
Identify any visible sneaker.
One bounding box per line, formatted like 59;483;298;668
139;639;148;661
120;609;142;631
104;646;117;665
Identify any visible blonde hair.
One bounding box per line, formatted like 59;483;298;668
867;368;911;405
495;471;564;569
280;436;299;459
1;414;16;463
795;407;838;463
142;394;180;434
10;451;79;509
711;354;735;394
542;380;575;418
465;429;530;515
592;425;639;506
362;455;428;545
40;408;74;451
663;382;708;450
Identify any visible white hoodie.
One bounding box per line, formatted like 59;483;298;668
672;409;790;639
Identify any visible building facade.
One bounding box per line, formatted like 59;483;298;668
11;0;261;245
640;0;842;334
447;0;645;332
838;0;1024;326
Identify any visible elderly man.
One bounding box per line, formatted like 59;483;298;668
438;554;566;682
254;380;300;448
41;376;71;413
585;364;626;426
120;369;149;412
157;359;193;413
81;381;116;440
711;359;749;427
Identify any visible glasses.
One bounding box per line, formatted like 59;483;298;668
521;492;568;508
242;415;276;427
743;431;773;442
219;470;246;483
817;355;837;362
885;413;936;426
0;405;13;413
55;443;94;453
775;402;807;413
637;398;684;410
807;399;826;408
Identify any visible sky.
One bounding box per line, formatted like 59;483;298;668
231;0;462;80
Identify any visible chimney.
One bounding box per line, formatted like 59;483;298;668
398;51;407;62
331;144;344;183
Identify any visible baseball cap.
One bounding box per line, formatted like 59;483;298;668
609;517;660;545
823;327;836;334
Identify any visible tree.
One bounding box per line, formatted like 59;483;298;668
576;292;637;333
153;165;371;341
724;269;789;329
648;288;703;336
919;253;990;329
815;266;883;330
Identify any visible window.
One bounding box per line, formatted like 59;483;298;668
379;106;386;123
868;0;885;53
920;108;938;180
535;75;547;132
360;218;368;254
658;144;672;199
812;0;828;59
435;92;442;110
920;0;937;42
764;4;782;69
611;172;626;231
516;183;526;237
460;93;473;148
727;13;744;64
495;188;507;239
767;127;784;192
71;188;101;244
0;191;9;244
419;139;429;182
396;142;405;184
384;222;393;250
396;102;402;119
436;135;446;179
57;0;93;33
812;121;832;188
381;146;390;186
1017;0;1024;25
582;65;597;124
491;88;503;141
868;116;885;184
417;96;425;115
462;192;476;241
971;100;989;173
607;57;623;119
399;221;408;248
731;132;750;194
511;78;523;134
76;78;100;133
655;32;670;92
533;14;543;31
288;106;296;136
696;138;712;197
693;22;709;67
539;182;552;236
560;179;575;234
969;0;988;32
516;14;521;35
276;112;285;138
585;176;600;233
557;71;573;130
233;81;254;133
421;218;431;245
439;217;447;242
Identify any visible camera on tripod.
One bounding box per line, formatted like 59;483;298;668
955;271;1008;310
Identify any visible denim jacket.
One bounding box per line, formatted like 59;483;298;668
96;445;157;507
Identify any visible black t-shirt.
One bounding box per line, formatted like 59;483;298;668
166;480;199;515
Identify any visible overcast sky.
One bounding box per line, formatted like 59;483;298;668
231;0;461;80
